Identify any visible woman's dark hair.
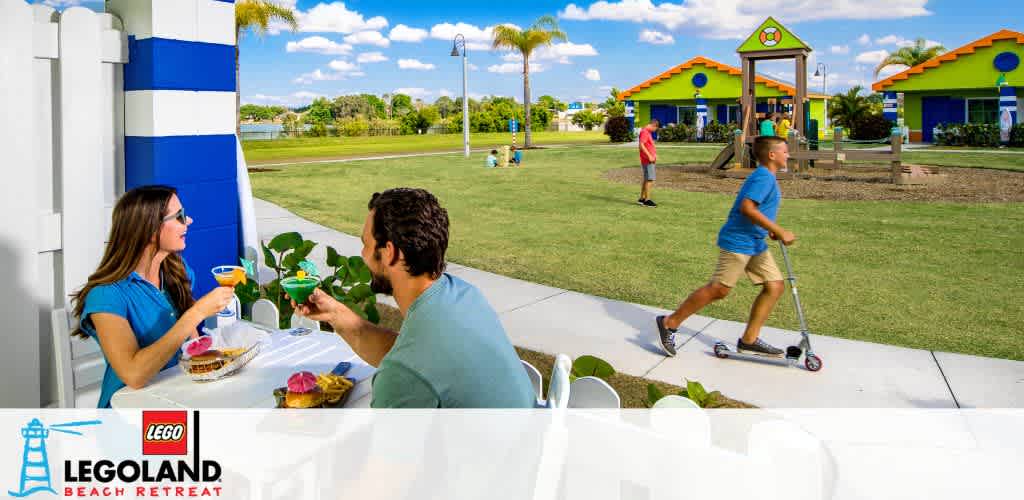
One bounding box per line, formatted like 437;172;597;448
70;185;194;338
367;188;449;278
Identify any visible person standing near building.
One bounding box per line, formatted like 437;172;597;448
776;112;791;139
760;113;777;137
638;118;659;207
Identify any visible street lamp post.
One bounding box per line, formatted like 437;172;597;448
814;62;828;128
451;34;470;158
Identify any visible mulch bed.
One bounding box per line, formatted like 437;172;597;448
606;163;1024;203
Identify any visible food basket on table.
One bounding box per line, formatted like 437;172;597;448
180;344;261;381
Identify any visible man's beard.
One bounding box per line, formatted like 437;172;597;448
370;270;393;295
369;248;393;295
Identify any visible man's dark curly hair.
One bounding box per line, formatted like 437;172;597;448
367;188;449;278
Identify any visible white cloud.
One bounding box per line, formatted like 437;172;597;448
428;22;520;51
247;91;324;107
830;45;850;55
393;87;433;100
468;63;480;71
876;65;907;78
598;85;614;92
328;59;359;72
292;2;388;34
292;58;363;84
501;42;598;64
356;52;388;63
389;24;429;42
398;58;436;70
855;49;890;65
857;34;872;45
876;34;942;48
438;89;455;98
292;69;346;84
583;68;601;81
285;36;352;55
343;30;390;47
488;62;546;74
559;0;931;40
638;29;674;45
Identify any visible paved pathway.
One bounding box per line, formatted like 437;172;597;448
254;198;1024;408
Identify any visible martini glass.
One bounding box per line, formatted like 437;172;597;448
281;275;321;336
211;265;245;316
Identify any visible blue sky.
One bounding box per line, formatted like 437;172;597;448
38;0;1023;107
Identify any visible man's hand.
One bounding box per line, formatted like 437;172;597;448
293;288;364;332
771;229;797;245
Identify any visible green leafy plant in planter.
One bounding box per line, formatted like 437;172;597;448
570;355;615;382
235;231;379;329
645;379;721;408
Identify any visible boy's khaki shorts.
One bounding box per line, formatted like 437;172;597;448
711;248;784;287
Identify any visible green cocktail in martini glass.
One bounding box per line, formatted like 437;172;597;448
281;274;320;305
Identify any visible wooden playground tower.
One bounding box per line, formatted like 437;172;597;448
726;18;907;181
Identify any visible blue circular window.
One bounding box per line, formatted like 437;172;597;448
993;52;1019;72
691;72;708;88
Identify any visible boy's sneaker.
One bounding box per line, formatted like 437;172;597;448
643;199;658;207
655;315;677;356
637;198;647;206
737;337;784;357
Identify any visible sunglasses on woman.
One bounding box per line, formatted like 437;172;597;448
162;207;188;225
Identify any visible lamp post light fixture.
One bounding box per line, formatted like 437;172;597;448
814;62;828;128
451;34;470;158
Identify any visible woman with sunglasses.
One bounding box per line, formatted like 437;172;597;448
70;185;236;407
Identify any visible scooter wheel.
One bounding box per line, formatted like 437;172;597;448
805;354;823;372
713;343;729;359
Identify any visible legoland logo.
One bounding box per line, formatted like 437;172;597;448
141;412;187;456
7;411;223;498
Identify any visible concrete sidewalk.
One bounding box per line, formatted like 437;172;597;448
254;198;1024;408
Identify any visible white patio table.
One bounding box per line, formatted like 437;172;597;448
110;322;376;409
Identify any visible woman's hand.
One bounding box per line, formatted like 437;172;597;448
189;286;236;325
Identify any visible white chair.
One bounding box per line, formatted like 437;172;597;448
651;394;701;409
250;298;280;329
546;354;572;409
521;359;544;403
568;376;620;408
290;313;321;332
51;308;104;408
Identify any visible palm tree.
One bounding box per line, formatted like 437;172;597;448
874;38;946;77
828;86;871;134
235;1;298;136
492;16;566;148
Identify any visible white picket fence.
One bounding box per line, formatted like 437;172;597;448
0;1;128;407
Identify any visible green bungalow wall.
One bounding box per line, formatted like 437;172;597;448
627;62;828;137
879;38;1024;141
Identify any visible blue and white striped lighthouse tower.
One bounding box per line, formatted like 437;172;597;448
107;0;240;295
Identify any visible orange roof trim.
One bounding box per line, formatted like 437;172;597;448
872;29;1024;91
618;56;824;100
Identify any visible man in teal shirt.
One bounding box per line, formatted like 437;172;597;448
295;188;535;408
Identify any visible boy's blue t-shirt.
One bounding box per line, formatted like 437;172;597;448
513;150;522;163
486;155;497;167
80;260;197;408
717;166;780;255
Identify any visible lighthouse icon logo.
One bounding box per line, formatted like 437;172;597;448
8;418;101;497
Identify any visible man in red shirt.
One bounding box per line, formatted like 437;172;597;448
638;118;659;207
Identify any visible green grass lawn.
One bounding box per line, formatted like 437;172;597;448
249;145;1024;361
241;131;606;164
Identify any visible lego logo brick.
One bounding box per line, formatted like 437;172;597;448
145;423;185;442
142;411;188;456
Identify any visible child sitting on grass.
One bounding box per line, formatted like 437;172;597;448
509;146;522;166
486;150;498;168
